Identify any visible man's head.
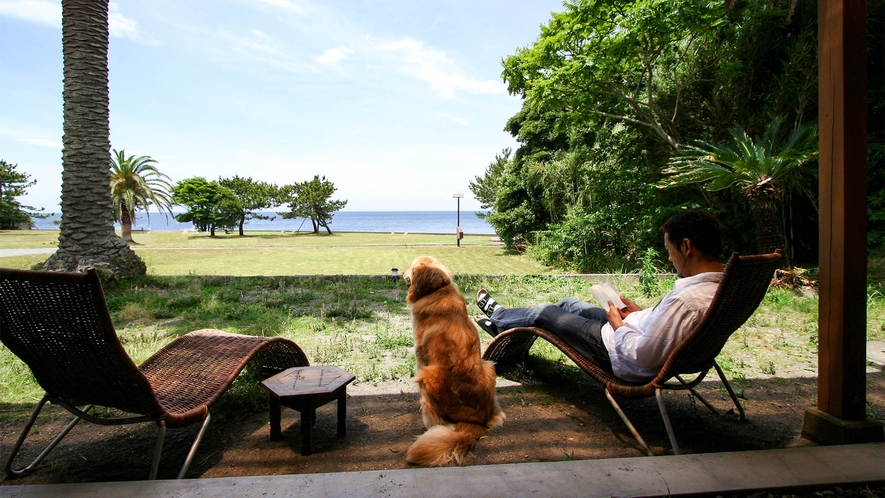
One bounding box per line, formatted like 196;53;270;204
659;209;723;277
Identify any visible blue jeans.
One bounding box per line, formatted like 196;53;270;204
490;298;612;371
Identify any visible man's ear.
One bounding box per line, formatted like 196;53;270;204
681;238;692;255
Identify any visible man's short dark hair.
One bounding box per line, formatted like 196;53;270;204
659;209;722;259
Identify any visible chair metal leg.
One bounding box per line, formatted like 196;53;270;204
713;361;745;420
675;374;721;417
149;412;212;480
150;420;167;480
655;388;680;455
177;412;211;479
604;388;654;456
4;396;88;478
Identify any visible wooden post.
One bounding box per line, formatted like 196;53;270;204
802;0;883;444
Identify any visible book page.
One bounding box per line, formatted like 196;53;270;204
589;282;626;309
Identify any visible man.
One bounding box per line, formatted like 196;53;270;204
475;209;725;382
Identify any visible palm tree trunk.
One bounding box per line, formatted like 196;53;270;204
43;0;145;276
120;199;134;242
749;198;791;267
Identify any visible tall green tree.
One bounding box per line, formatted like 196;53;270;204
110;149;174;243
43;0;145;276
172;177;242;237
481;0;823;269
0;160;46;229
218;176;277;236
279;175;347;235
501;0;725;151
660;118;818;264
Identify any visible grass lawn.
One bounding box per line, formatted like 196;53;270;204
0;229;883;423
0;230;557;276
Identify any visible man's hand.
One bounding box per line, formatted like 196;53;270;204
606;302;625;329
618;296;642;316
605;296;642;329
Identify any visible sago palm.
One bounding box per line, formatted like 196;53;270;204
110;149;174;242
660;118;817;264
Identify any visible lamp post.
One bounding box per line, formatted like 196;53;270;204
452;193;464;247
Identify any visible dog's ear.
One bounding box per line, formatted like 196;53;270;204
407;262;451;302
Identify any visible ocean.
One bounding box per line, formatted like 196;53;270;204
30;210;496;235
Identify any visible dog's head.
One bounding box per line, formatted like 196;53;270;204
403;255;454;304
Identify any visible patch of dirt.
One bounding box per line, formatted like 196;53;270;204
1;362;883;490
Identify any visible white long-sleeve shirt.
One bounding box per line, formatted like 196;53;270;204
600;272;724;382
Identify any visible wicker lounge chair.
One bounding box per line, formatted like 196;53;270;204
0;267;310;479
482;250;783;456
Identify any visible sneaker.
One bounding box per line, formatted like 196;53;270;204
474;317;500;337
475;288;501;318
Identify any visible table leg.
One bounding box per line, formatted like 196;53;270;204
337;391;347;437
269;395;281;441
300;409;313;456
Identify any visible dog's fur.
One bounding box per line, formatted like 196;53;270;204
403;255;505;466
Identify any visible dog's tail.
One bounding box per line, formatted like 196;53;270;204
406;422;487;467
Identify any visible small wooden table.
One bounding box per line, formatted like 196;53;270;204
261;365;355;455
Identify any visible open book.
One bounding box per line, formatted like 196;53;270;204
589;282;626;309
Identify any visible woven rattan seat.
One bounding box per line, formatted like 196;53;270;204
0;267;310;479
482;250;783;456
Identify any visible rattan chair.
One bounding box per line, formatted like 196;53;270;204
0;267;310;479
482;250;783;456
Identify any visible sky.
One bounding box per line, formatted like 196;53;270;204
0;0;565;213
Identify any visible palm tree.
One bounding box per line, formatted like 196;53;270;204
42;0;146;276
660;118;818;265
110;149;174;242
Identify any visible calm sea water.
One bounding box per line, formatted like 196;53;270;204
31;210;496;235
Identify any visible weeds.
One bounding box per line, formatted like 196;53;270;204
1;265;881;422
639;247;662;298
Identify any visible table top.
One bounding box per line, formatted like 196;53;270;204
261;365;355;398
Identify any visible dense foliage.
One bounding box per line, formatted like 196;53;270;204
219;175;278;236
172;177;242;236
474;0;883;272
0;160;46;229
171;175;348;236
278;175;347;234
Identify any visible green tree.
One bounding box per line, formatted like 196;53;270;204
501;0;725;151
172;177;242;237
218;176;277;236
43;0;145;276
110;149;173;243
0;160;46;229
483;0;824;269
660;118;818;264
279;175;347;235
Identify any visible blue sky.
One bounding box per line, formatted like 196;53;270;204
0;0;564;213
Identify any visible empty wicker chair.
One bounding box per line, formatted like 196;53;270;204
482;250;783;456
0;267;310;479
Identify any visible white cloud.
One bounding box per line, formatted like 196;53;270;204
314;46;351;66
108;2;141;41
255;0;304;14
441;114;469;127
0;126;62;149
223;29;284;57
19;136;62;149
374;37;505;98
0;1;148;42
0;0;60;27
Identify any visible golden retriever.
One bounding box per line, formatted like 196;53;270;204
403;255;505;466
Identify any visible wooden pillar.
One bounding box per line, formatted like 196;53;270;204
801;0;883;444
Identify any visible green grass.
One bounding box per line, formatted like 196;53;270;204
1;229;883;423
0;230;554;276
